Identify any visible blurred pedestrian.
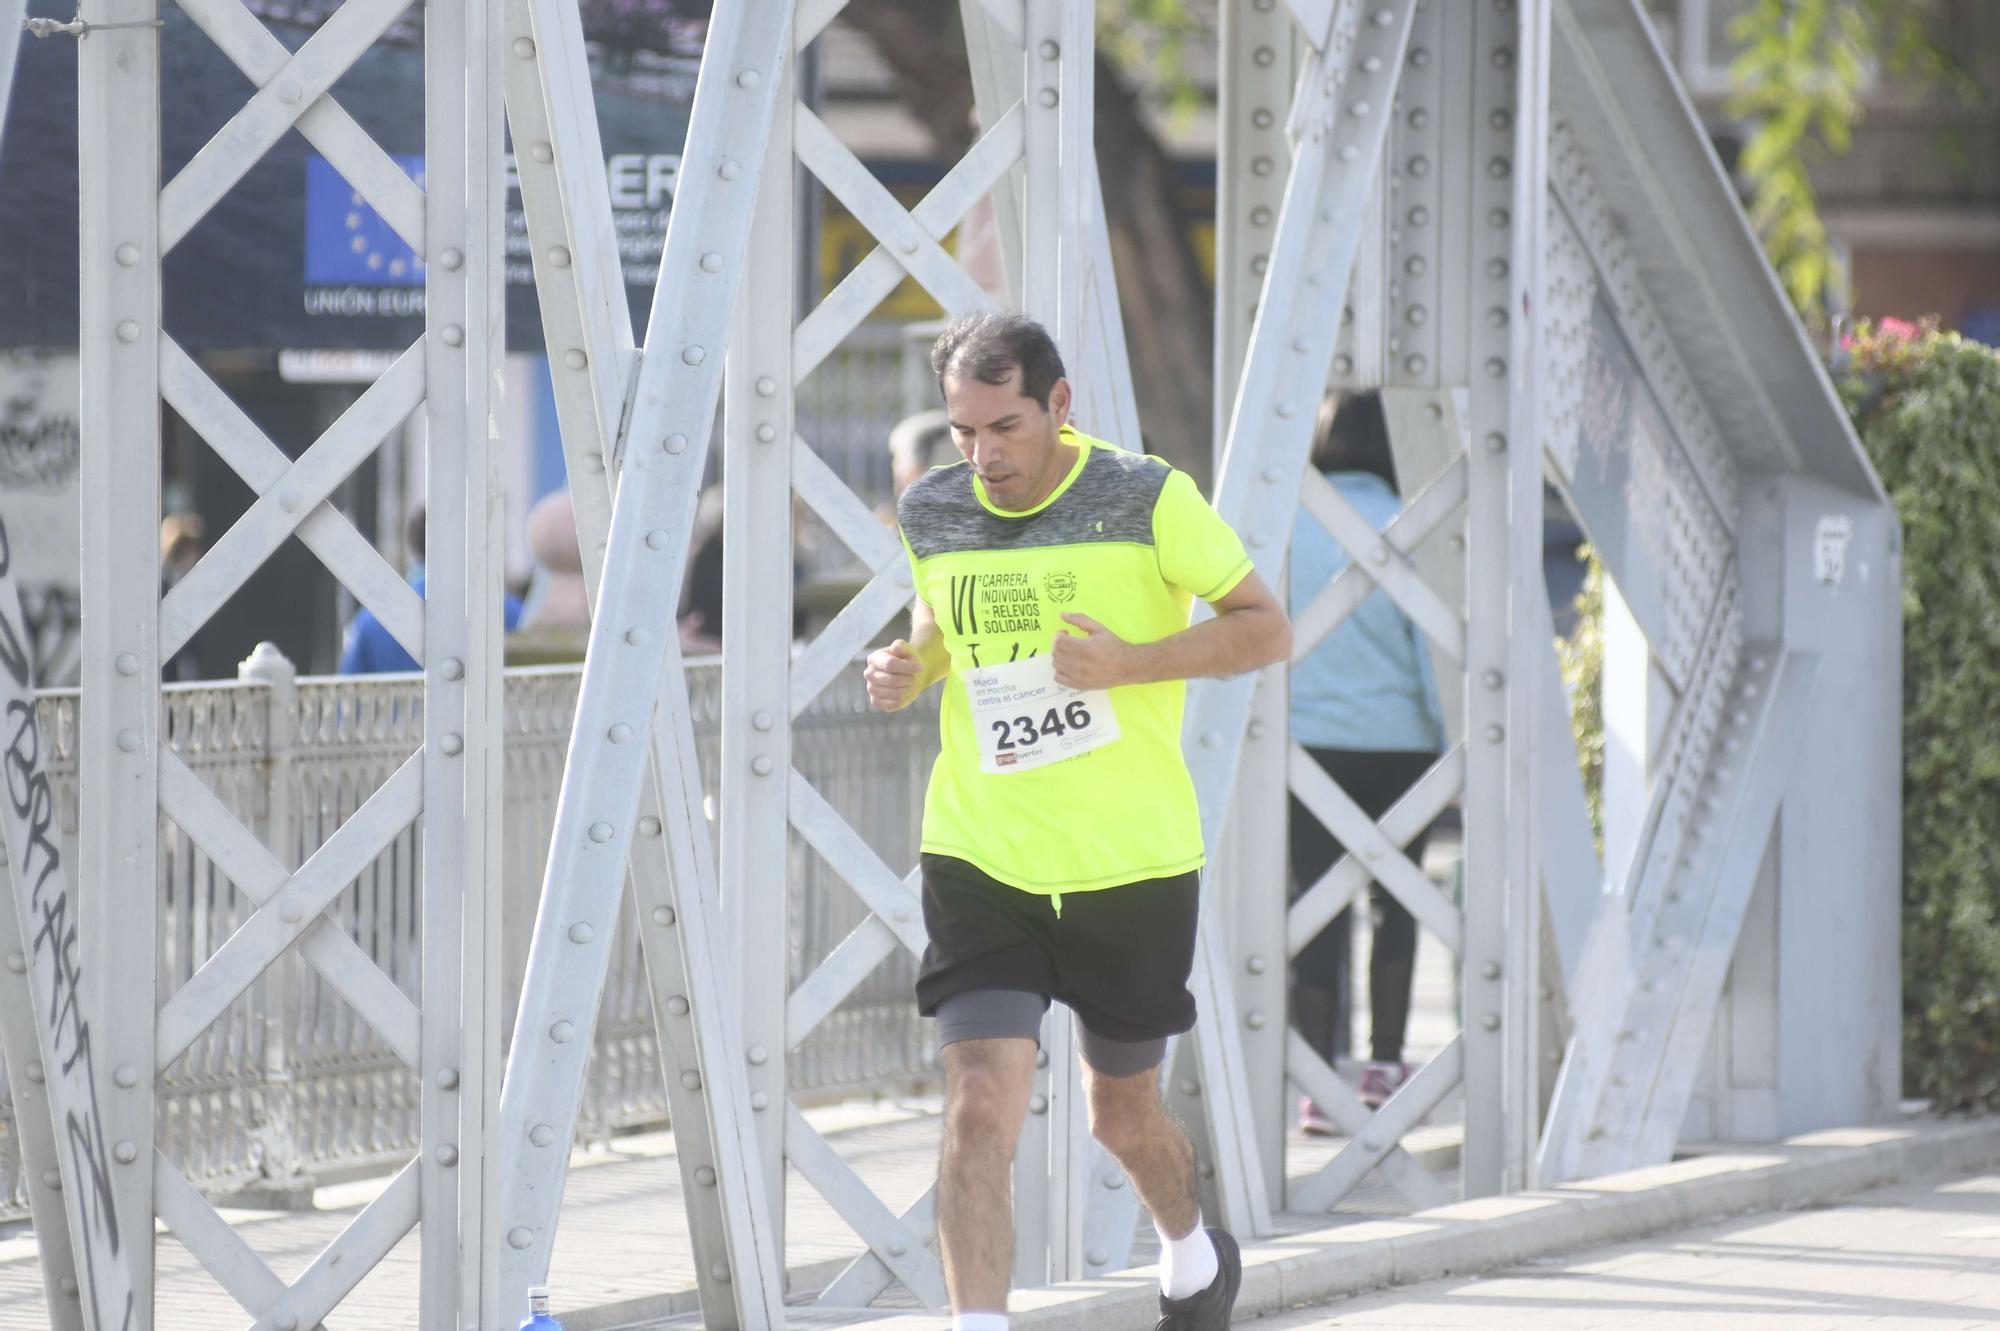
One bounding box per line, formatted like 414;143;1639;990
1288;391;1446;1131
339;506;522;673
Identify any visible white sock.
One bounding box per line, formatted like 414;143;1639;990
952;1314;1009;1331
1156;1218;1219;1300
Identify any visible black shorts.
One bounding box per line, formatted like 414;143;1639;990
914;853;1200;1044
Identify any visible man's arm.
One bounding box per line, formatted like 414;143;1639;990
863;597;952;711
1051;571;1292;690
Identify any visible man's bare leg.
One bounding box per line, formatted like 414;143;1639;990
938;1037;1038;1314
1081;1059;1199;1238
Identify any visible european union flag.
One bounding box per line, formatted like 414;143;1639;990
304;156;426;286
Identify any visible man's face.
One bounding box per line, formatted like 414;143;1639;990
941;367;1072;511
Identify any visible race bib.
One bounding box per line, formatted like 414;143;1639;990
965;654;1121;774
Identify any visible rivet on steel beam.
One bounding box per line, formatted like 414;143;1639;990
23;1060;42;1082
1407;107;1429;130
1410;46;1430;68
1253;45;1275;66
563;348;587;370
700;252;723;273
1485;724;1505;744
1488;258;1510;279
663;433;689;455
441;657;464;680
42;1169;60;1190
1250;255;1268;276
1246;954;1267;975
115;320;139;344
1039;39;1059;59
893;904;913;923
116;243;140;266
1349;100;1370;118
1487;156;1512;180
436;1145;459;1167
437;1066;459;1090
531;142;554;164
1482;961;1502;981
624;627;649;647
1334;355;1354;375
1481;1012;1501;1032
1408;205;1430;226
1105;1172;1126;1189
531;1123;556;1147
752;710;774;732
509;1227;534;1250
1248;719;1267;740
3;951;22;974
653;906;676;927
1362;55;1383;73
1262;466;1284;483
588;822;614;842
756;423;777;444
1029;1094;1049;1114
115;651;139;675
440;732;463;756
1405;353;1428;373
608;722;632;744
646;529;669;550
747;1045;769;1066
115;1064;140;1088
1251;156;1273;177
1485;432;1507;453
756;376;777;397
1491;47;1514;70
1339;144;1361;162
582;451;606;473
736;69;761;88
275;1315;295;1331
1252;109;1275;130
638;817;662;838
1252;207;1273;227
1372;6;1393;23
1039;87;1058;108
1489;207;1510;229
1482;669;1504;690
683;345;706;366
568;923;593;944
682;1070;703;1091
719;159;741;180
1180;1080;1200;1097
1367;545;1389;566
696;1165;718;1186
1426;401;1444;420
713;1263;733;1284
667;995;690;1016
1487;307;1509;328
1245;1010;1266;1030
1405;154;1428;176
278;81;302;105
439;248;464;271
279;899;303;924
550;1020;576;1043
751;1091;770;1110
511;36;535;57
752;756;774;776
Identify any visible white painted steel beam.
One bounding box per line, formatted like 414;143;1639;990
77;0;163;1315
1184;0;1414;1239
495;7;791;1325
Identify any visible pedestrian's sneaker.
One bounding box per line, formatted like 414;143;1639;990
1357;1061;1412;1110
1156;1228;1241;1331
1297;1096;1337;1137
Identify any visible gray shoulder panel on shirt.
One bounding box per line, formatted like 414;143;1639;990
898;446;1171;561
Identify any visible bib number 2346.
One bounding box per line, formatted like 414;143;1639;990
965;655;1120;774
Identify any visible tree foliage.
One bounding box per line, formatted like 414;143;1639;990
1724;0;1980;328
1838;320;2000;1112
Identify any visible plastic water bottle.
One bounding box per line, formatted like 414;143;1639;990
520;1285;563;1330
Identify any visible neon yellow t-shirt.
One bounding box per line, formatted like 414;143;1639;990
897;426;1254;895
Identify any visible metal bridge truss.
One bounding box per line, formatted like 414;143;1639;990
0;0;1899;1326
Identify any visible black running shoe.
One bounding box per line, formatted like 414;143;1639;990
1156;1228;1241;1331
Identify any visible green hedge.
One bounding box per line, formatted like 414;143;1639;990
1840;321;2000;1112
1556;320;2000;1111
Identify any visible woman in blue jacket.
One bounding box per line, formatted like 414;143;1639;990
1289;391;1446;1129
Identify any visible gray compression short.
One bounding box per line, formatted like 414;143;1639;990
933;988;1170;1078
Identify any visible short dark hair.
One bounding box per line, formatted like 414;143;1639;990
929;312;1067;410
1309;391;1398;490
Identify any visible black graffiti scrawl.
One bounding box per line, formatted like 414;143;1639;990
0;514;137;1329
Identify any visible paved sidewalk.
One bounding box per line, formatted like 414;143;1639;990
1263;1170;2000;1329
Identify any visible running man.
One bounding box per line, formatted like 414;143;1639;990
865;313;1291;1331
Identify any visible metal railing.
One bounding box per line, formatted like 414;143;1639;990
0;651;939;1221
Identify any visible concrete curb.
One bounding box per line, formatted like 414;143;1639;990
784;1115;2000;1331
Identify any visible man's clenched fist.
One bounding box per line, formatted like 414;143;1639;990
864;639;924;712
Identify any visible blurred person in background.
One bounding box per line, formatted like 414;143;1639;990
1288;390;1446;1131
339;506;523;674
